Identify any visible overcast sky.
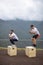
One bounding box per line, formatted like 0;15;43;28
0;0;43;21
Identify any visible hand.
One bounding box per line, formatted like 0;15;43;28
29;31;31;33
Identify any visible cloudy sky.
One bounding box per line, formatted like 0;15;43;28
0;0;43;21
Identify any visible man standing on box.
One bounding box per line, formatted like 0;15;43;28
9;30;19;45
29;25;40;47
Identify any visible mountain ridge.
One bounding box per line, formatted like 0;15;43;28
0;19;43;39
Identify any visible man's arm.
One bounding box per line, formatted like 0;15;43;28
29;30;36;34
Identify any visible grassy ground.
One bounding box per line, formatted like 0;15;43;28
0;47;43;50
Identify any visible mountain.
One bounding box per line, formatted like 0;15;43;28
0;19;43;40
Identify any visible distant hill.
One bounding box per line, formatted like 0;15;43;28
0;19;43;39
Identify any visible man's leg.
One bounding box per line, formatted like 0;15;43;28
10;39;15;45
31;38;36;47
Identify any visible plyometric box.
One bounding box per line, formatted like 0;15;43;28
7;45;17;56
25;46;36;57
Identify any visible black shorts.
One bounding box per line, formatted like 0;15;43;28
10;39;18;44
10;39;18;42
32;34;39;39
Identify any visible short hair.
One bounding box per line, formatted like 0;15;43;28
30;25;34;27
11;30;14;32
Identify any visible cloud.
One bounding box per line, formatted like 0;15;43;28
0;0;43;21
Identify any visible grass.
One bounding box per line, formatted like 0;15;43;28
0;47;43;50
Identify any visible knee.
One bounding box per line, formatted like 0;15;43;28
31;38;34;40
31;38;36;41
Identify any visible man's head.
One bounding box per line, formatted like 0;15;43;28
10;30;14;34
30;25;34;29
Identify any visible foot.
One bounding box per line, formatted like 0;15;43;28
32;44;36;47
